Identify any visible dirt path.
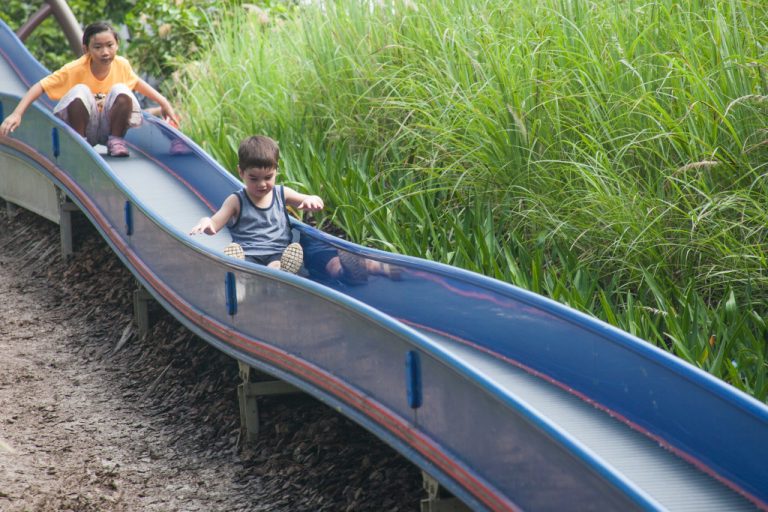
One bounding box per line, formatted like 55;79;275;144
0;206;421;511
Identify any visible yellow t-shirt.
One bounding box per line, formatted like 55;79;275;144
39;55;139;100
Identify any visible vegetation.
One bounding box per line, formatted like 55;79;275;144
2;1;766;400
0;0;134;70
176;0;768;399
0;0;296;80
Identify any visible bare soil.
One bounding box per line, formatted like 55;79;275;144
0;205;422;511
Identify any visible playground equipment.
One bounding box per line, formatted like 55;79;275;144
1;15;767;512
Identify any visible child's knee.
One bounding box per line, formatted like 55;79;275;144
69;83;91;96
111;93;133;107
67;84;97;113
107;83;133;96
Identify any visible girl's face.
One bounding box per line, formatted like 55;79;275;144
240;166;277;201
84;31;118;66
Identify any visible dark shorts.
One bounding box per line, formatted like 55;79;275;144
245;252;282;266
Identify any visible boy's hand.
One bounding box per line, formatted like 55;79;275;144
297;195;324;211
190;217;216;235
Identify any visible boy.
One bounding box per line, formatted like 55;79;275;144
189;135;320;273
191;135;400;281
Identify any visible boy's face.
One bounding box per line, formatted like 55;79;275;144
239;166;277;199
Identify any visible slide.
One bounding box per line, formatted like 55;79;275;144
1;19;767;511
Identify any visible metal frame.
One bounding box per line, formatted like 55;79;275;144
16;0;82;57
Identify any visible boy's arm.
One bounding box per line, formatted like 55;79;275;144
190;194;239;235
0;82;44;136
284;186;324;211
135;78;180;125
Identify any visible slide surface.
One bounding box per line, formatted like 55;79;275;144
1;20;767;511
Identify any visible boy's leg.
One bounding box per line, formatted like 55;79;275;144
299;236;338;278
258;247;301;274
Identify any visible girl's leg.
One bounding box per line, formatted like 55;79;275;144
103;85;141;156
101;84;142;144
108;93;132;137
52;84;98;143
65;98;89;137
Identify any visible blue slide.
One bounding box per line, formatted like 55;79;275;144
1;20;767;511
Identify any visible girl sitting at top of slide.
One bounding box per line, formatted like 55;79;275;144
0;21;178;157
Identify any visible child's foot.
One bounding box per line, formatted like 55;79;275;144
107;136;129;157
280;243;303;274
338;251;368;285
223;242;245;260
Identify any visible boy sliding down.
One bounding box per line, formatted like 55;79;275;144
189;135;321;273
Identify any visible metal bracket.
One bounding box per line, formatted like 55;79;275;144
237;361;300;444
16;0;83;57
420;472;470;512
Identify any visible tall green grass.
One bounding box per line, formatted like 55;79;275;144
174;0;768;399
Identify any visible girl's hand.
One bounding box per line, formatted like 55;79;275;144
0;113;22;136
297;195;324;211
161;103;180;128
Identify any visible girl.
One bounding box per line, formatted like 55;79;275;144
0;21;178;157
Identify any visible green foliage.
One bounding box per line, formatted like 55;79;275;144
0;0;298;82
0;0;134;70
123;0;238;81
177;0;768;399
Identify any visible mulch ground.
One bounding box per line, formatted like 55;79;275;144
0;203;422;511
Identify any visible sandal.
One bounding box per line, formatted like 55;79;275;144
280;242;303;274
338;251;368;285
223;242;245;260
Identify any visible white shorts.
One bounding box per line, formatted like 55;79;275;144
52;83;142;146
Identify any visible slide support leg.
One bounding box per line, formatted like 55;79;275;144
133;283;154;339
237;361;300;444
57;188;79;259
420;471;470;512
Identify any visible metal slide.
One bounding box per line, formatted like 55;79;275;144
1;20;766;512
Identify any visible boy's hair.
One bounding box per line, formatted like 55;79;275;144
238;135;280;170
82;22;119;47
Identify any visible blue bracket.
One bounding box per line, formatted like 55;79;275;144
0;102;4;122
406;350;423;409
51;127;60;158
124;200;133;236
225;272;237;316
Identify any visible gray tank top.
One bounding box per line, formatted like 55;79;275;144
229;186;292;256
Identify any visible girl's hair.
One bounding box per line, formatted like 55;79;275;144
82;22;119;47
